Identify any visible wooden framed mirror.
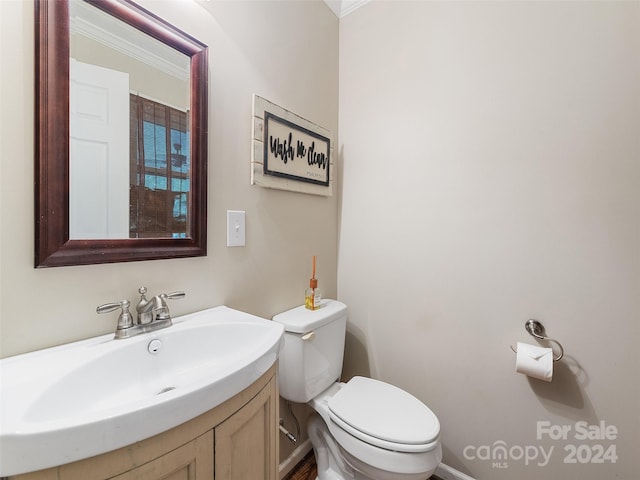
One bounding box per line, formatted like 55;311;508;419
35;0;208;267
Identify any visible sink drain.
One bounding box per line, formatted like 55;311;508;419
157;386;176;395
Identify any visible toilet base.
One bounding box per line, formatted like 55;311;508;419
307;414;439;480
308;414;355;480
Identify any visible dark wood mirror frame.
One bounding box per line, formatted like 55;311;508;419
35;0;208;267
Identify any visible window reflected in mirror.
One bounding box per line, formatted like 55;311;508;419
130;95;190;239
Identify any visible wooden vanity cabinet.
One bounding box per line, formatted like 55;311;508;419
10;365;278;480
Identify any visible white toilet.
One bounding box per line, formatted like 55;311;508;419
273;300;442;480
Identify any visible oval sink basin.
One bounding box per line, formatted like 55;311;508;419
0;306;284;476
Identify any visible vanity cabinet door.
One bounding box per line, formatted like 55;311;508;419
214;376;278;480
109;431;213;480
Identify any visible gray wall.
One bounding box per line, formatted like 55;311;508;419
338;2;639;479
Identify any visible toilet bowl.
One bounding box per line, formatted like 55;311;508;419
273;300;442;480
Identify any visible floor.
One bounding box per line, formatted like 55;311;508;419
283;451;317;480
284;451;441;480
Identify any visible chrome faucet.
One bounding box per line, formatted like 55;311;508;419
135;286;185;325
97;287;185;339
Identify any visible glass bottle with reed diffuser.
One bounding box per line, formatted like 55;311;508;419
305;255;321;310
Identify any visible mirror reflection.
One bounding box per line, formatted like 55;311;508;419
69;0;191;240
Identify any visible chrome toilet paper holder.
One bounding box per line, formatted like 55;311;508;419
510;319;564;362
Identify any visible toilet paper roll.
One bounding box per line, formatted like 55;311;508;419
515;342;553;382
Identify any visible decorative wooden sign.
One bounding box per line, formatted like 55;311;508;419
264;112;330;186
252;95;333;196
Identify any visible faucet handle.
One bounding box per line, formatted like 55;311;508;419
137;287;184;301
97;300;134;335
97;300;130;315
164;291;186;300
154;291;185;321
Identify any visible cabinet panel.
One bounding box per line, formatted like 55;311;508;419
110;431;213;480
214;376;277;480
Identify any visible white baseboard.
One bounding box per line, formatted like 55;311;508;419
279;439;313;479
435;463;476;480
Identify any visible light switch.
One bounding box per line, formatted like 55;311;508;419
227;210;246;247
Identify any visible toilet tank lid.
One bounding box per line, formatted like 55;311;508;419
272;299;347;333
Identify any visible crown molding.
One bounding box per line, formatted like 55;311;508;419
70;0;189;82
323;0;370;18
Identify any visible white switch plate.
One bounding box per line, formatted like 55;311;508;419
227;210;246;247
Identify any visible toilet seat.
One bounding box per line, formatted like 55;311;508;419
328;377;440;453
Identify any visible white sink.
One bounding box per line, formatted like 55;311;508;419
0;306;284;476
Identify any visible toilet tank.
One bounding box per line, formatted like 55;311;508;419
272;300;347;403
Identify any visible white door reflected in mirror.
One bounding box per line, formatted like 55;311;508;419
70;59;130;239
